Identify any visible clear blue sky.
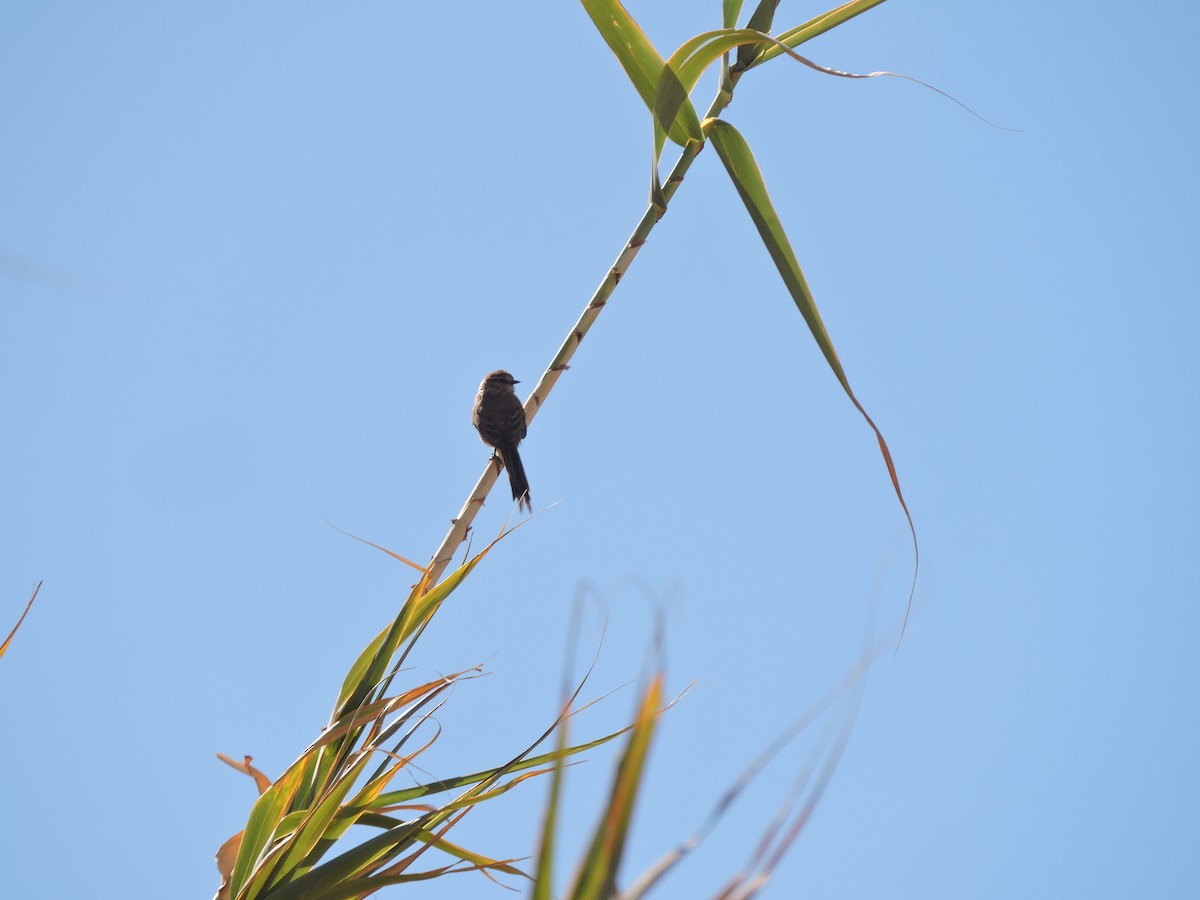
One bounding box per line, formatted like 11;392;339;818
3;3;1197;898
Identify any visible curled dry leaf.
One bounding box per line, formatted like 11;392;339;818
213;831;243;900
216;753;273;795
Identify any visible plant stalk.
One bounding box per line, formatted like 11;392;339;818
423;83;743;590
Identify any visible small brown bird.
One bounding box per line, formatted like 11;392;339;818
472;370;531;512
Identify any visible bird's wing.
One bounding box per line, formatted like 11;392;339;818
504;395;528;443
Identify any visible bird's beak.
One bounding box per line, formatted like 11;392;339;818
512;379;520;385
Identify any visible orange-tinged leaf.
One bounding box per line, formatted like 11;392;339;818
230;751;314;897
268;752;375;888
215;831;243;900
246;814;433;899
333;546;488;719
321;513;428;574
322;668;477;749
374;721;631;807
337;725;442;829
217;754;273;795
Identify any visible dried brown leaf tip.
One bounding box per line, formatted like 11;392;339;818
216;753;272;795
1;581;41;662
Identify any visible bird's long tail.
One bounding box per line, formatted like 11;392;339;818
499;444;531;512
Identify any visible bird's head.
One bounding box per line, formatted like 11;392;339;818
482;370;520;391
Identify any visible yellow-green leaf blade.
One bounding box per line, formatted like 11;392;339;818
706;118;918;634
267;754;376;888
753;0;887;67
255;815;432;900
531;701;570;900
722;0;745;29
581;0;698;149
655;29;769;153
706;120;846;387
579;0;661;107
333;544;487;720
230;755;313;897
373;719;634;807
569;674;664;900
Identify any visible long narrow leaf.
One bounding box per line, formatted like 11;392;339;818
266;754;375;889
706;118;918;636
654;30;756;157
307;856;526;900
580;0;698;145
722;0;745;29
570;674;664;900
1;581;40;660
333;535;497;721
654;23;873;199
373;644;635;808
736;0;782;69
323;670;473;751
408;831;527;879
750;0;887;68
344;723;443;827
332;620;394;719
531;700;570;900
651;27;774;206
231;755;314;897
258;815;432;900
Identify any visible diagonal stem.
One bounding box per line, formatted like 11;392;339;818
424;84;740;589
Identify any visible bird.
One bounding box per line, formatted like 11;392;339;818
472;370;531;512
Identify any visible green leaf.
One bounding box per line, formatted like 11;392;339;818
580;0;697;146
652;0;895;181
372;713;634;807
654;30;752;151
291;858;525;899
410;830;526;878
651;28;773;204
531;702;569;900
706;118;918;630
231;754;314;898
751;0;887;68
257;816;431;900
267;754;375;888
722;0;745;29
736;0;781;69
332;540;492;721
569;675;663;900
331;619;394;717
